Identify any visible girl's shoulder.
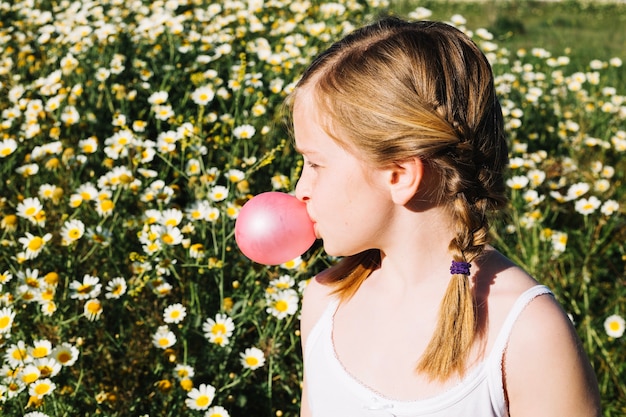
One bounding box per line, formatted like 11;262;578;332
473;247;540;301
479;249;601;415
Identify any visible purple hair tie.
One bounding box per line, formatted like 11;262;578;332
450;261;471;275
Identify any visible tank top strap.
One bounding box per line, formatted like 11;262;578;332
489;284;554;363
304;297;340;358
483;285;554;414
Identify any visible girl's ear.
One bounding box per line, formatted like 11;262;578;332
388;157;424;205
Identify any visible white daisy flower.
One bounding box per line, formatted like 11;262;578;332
269;275;295;290
203;313;235;343
152;325;176;349
16;197;44;223
163;303;187;324
600;200;619;216
51;343;80;367
271;174;290;190
19;363;41;384
160;208;183;227
224;202;240;219
69;274;102;300
185;383;216;410
161;226;183;246
148;91;169;105
173;363;195;380
266;289;299;319
574;196;601;215
233;124;256;140
30;340;52;359
208;185;229;202
105;277;127;299
191;85;215;105
60;219;85;245
527;169;546;187
240;347;265;370
33;357;62;378
153;104;175;121
566;182;590;200
38;183;60;201
186;200;213;222
84;298;103;321
0;307;16;334
23;411;50;417
186;158;202;176
205;405;230;417
604;314;625;338
95;198;115;218
224;169;245;183
78;136;98;154
0;138;18;158
280;256;303;270
0;270;13;284
28;378;56;398
506;175;529;190
5;341;32;367
18;232;52;259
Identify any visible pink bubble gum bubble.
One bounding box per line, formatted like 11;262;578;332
234;191;316;265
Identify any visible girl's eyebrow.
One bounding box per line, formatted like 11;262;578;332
293;144;318;155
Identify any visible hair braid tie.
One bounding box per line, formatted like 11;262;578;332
450;260;471;275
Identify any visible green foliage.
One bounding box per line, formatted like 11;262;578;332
0;1;624;417
394;0;626;79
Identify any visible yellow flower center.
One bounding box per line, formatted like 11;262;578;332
212;323;226;335
32;347;49;358
34;382;51;395
196;395;210;407
77;284;93;295
11;349;27;361
180;378;193;391
22;372;39;384
86;300;102;314
275;300;288;313
100;200;114;212
56;352;71;364
28;237;44;251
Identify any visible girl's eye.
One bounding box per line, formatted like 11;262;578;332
302;157;319;169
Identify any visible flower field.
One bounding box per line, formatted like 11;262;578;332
0;0;624;416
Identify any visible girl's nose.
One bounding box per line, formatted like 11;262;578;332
294;175;310;202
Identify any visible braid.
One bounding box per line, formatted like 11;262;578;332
417;123;505;380
417;187;490;380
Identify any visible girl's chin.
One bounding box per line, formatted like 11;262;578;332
320;242;355;259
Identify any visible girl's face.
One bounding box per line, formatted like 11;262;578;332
293;90;395;257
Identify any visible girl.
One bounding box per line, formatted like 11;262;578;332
289;17;601;417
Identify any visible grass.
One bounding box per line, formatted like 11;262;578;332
392;0;626;86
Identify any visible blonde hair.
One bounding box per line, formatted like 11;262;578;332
289;17;508;381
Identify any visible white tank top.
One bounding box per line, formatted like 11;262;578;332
304;285;552;417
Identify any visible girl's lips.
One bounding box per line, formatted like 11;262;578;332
310;221;320;239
